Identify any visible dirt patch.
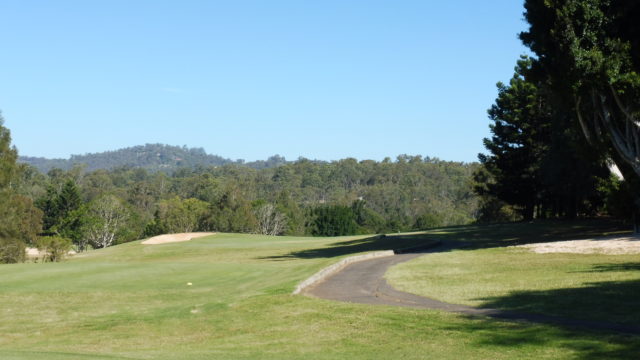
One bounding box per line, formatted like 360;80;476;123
141;232;215;245
517;235;640;255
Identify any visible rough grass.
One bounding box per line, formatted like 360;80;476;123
1;226;639;359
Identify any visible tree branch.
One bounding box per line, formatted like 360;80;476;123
598;94;640;176
575;95;593;144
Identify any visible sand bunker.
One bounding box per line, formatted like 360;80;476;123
26;247;41;257
25;248;77;257
517;235;640;255
141;232;215;245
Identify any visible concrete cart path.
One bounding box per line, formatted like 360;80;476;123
304;241;640;335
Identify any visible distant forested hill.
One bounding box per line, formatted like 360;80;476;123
19;144;288;173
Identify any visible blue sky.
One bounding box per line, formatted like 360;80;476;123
0;1;529;162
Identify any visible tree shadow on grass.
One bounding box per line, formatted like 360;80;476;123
575;262;640;272
259;233;441;260
475;277;640;330
262;218;630;261
444;316;640;360
447;265;640;358
427;218;631;250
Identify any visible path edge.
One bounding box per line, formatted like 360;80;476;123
292;239;442;295
292;250;395;295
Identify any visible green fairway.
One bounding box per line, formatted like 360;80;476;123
1;228;639;359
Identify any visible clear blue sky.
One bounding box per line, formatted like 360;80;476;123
0;0;529;162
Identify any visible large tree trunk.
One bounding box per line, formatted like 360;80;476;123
586;89;640;178
578;90;640;233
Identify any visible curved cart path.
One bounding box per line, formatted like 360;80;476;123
304;241;640;335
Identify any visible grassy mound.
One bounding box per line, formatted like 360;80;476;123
1;228;639;359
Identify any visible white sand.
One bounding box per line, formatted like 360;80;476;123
25;248;77;257
141;232;215;245
517;235;640;255
25;247;41;256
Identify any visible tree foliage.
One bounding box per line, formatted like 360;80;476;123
38;180;85;245
477;56;613;221
0;116;18;189
254;203;287;236
0;114;43;263
479;57;550;220
40;155;478;240
151;197;210;234
83;195;132;249
310;205;358;237
521;0;640;229
521;1;640;172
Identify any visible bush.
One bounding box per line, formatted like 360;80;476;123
475;196;521;224
0;237;26;264
311;205;358;236
352;200;387;233
154;197;210;233
36;236;72;262
414;212;444;230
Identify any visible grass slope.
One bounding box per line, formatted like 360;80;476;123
1;227;639;359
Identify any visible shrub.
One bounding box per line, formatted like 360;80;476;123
0;237;26;264
36;236;72;262
311;205;358;236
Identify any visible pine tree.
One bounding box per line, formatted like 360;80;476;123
479;57;550;220
478;57;612;220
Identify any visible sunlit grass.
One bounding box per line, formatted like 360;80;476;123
1;227;639;359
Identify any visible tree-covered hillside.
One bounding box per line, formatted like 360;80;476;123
19;144;289;173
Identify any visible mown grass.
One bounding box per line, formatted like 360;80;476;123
1;226;639;359
387;220;640;325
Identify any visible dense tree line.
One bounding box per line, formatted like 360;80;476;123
476;0;638;229
48;155;477;241
0;116;480;262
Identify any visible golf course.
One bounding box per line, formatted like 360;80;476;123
1;221;639;359
3;0;640;359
